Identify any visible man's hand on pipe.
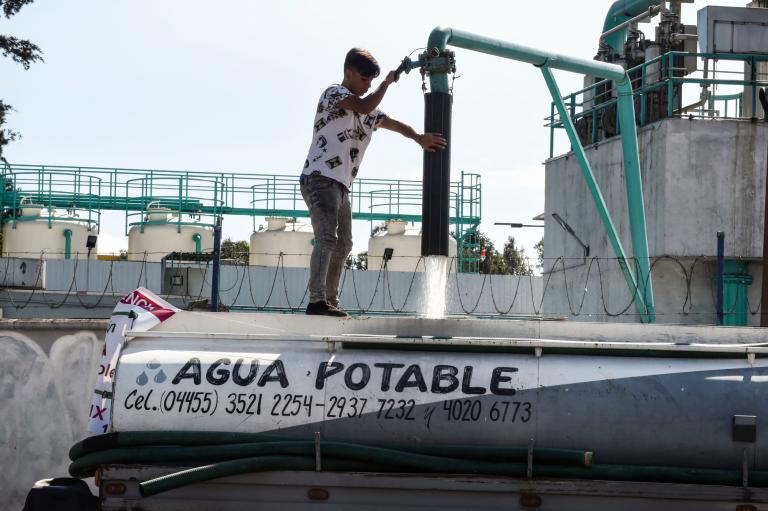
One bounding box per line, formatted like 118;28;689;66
418;133;447;152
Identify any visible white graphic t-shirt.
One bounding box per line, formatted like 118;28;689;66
302;85;387;189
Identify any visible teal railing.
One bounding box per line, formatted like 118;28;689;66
2;170;101;231
0;163;483;271
547;51;768;157
124;175;225;235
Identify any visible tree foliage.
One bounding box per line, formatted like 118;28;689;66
2;0;35;18
533;237;544;269
500;236;533;276
0;0;43;162
346;251;368;270
344;222;386;270
0;103;17;156
221;238;249;264
460;230;532;275
0;35;41;68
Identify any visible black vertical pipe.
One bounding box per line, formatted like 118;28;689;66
716;231;724;326
211;217;222;312
421;91;452;257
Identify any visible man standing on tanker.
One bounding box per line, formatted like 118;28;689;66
300;48;447;316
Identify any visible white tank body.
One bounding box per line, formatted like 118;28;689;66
249;217;313;268
106;311;768;473
2;207;98;259
127;210;213;262
368;220;457;272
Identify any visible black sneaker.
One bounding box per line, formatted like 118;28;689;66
306;301;348;317
327;299;348;315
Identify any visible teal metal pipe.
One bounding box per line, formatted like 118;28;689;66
192;233;202;255
615;79;655;320
722;260;752;327
428;28;627;93
602;0;662;53
63;228;72;260
426;26;655;322
541;67;645;317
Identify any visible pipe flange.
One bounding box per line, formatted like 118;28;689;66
420;48;456;76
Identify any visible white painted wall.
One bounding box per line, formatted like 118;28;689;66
0;325;103;511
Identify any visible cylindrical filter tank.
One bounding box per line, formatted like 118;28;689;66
368;220;457;272
127;208;213;262
2;206;98;259
249;217;313;268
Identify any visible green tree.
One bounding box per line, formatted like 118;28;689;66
534;237;544;270
501;236;532;276
481;236;507;275
459;230;503;274
0;0;44;162
221;238;249;264
343;222;384;270
345;251;368;270
460;230;533;275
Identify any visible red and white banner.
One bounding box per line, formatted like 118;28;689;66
87;287;179;434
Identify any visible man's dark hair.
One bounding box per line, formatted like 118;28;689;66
344;48;380;78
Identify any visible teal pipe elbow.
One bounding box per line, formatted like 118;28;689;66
192;233;202;254
428;26;451;52
603;0;660;32
427;26;452;93
63;229;72;260
603;0;661;52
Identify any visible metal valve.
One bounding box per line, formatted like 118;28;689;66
396;49;456;77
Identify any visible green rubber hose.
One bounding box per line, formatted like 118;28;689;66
69;430;768;499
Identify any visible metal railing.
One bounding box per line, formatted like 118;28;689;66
0;163;483;271
124;175;225;235
1;170;101;230
246;171;482;271
1;163;479;221
546;51;768;157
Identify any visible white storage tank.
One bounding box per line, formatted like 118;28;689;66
2;205;98;260
127;207;214;262
249;217;313;268
368;220;457;272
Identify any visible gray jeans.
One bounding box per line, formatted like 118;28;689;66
300;173;352;304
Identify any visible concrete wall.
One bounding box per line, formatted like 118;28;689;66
541;256;763;325
0;320;106;511
543;118;768;324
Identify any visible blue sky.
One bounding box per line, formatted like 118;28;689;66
1;0;746;256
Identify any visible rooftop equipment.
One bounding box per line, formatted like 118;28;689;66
698;5;768;54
